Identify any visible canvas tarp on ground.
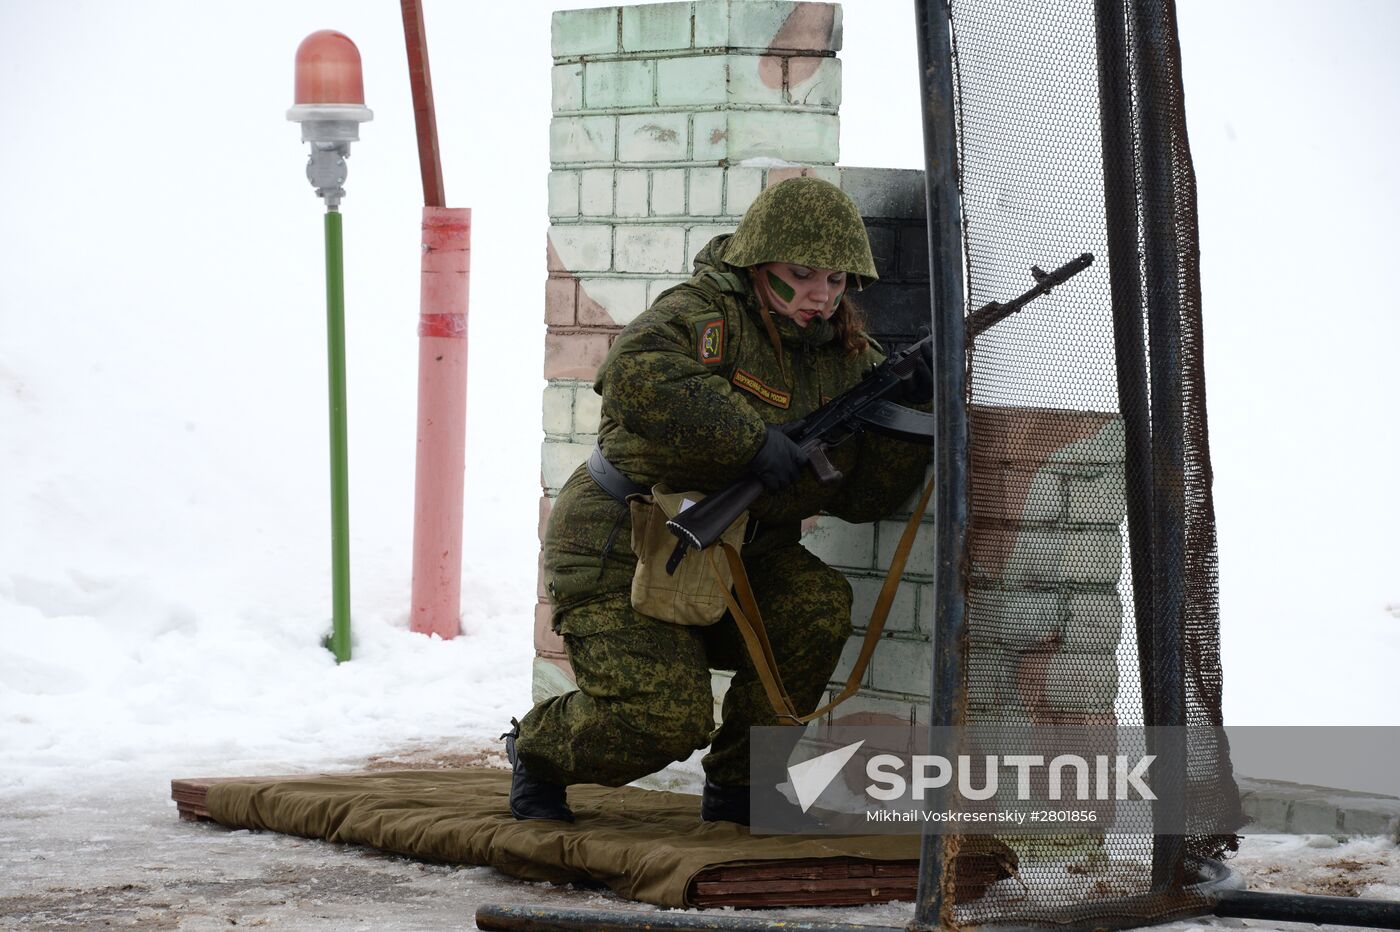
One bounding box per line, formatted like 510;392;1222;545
201;768;924;908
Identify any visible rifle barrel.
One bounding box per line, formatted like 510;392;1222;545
966;252;1093;338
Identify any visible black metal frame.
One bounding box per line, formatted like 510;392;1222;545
1128;0;1190;890
912;0;969;927
1214;891;1400;930
473;906;907;932
1097;0;1190;891
1095;0;1155;728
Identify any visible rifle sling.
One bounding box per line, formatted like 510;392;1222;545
704;468;938;725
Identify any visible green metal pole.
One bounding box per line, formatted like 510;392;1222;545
324;208;352;663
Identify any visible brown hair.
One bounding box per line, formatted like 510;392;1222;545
833;292;869;357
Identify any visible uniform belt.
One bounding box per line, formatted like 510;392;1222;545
587;443;648;504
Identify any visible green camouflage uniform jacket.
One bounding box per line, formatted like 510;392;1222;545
544;234;930;636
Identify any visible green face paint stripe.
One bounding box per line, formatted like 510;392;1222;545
832;289;845;309
765;269;795;304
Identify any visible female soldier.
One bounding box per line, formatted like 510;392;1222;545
505;177;932;824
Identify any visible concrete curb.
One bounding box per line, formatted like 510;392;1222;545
1238;775;1400;839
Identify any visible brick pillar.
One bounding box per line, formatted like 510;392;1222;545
537;0;845;704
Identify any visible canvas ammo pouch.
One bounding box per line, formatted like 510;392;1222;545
628;486;747;626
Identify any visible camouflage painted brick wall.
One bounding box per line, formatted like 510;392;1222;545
539;0;1129;746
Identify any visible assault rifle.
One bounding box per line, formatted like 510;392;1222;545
663;252;1094;574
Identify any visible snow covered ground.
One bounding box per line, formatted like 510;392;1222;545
1;0;1398;927
2;745;1398;930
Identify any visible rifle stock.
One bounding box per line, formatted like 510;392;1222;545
664;477;764;574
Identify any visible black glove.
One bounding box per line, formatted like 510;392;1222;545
749;425;809;492
903;331;934;405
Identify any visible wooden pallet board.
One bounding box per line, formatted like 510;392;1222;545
699;859;919;882
691;857;918;904
692;875;916;905
170;774;970;908
172;776;304;822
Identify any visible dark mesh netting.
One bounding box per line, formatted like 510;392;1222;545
935;0;1242;924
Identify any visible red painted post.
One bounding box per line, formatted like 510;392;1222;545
401;0;468;639
410;207;470;638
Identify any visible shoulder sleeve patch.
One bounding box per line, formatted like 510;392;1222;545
695;317;725;365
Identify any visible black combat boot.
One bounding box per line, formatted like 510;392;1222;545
702;725;818;825
701;780;829;828
700;778;752;824
501;719;574;822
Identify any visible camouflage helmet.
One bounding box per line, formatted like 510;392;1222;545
721;176;878;283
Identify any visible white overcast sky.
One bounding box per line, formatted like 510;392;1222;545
0;0;1396;726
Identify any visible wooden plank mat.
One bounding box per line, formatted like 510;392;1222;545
171;774;932;908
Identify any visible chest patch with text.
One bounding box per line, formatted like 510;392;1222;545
732;369;792;409
695;318;725;365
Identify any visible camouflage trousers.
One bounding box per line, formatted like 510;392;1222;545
514;542;852;788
